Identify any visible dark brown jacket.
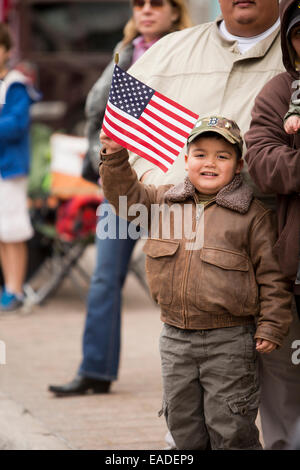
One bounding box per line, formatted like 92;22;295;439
245;0;300;291
100;149;292;347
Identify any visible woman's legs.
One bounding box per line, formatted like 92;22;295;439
78;201;137;381
0;176;33;308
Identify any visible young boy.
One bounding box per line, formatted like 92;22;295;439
99;116;292;450
0;23;39;311
245;1;300;449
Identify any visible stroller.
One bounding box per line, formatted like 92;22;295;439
22;125;149;307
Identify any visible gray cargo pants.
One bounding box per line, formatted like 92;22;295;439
159;323;262;450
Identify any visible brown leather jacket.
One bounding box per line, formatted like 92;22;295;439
100;149;293;347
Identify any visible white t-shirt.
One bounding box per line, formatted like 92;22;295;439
219;18;280;54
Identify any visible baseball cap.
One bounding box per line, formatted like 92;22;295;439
286;1;300;37
187;116;244;157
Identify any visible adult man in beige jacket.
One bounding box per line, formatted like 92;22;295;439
123;0;299;451
128;0;281;205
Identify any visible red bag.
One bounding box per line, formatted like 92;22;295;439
56;195;103;242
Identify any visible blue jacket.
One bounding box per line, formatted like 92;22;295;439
0;71;39;179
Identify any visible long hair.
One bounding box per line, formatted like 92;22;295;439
122;0;193;47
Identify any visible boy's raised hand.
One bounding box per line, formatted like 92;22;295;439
100;129;123;154
284;115;300;134
256;338;277;354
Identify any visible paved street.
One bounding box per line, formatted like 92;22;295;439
0;245;167;450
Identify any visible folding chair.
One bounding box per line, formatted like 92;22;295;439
24;131;149;307
24;132;102;306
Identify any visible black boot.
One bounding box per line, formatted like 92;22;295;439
48;375;111;396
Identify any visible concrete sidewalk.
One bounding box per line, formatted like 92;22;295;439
0;246;167;450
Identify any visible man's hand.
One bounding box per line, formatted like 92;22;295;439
284;115;300;134
100;130;123;154
256;338;277;353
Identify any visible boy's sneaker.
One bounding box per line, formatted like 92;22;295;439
0;290;24;312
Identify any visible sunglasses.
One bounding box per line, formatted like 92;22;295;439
132;0;166;9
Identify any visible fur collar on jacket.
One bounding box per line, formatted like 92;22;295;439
164;174;253;214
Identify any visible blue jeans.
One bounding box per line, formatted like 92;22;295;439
78;201;137;381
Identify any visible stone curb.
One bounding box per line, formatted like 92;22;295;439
0;392;72;450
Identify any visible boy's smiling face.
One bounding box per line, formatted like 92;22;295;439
185;135;243;195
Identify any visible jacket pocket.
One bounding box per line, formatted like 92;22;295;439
196;247;256;315
143;238;179;305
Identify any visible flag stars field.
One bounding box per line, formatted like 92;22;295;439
103;65;199;173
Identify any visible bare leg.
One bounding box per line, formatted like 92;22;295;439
0;241;27;295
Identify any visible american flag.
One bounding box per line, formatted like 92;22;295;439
102;65;199;173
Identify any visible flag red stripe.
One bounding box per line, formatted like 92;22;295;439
102;124;169;173
104;114;175;165
154;91;199;119
149;99;195;129
106;104;178;157
143;108;189;138
138;115;183;148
